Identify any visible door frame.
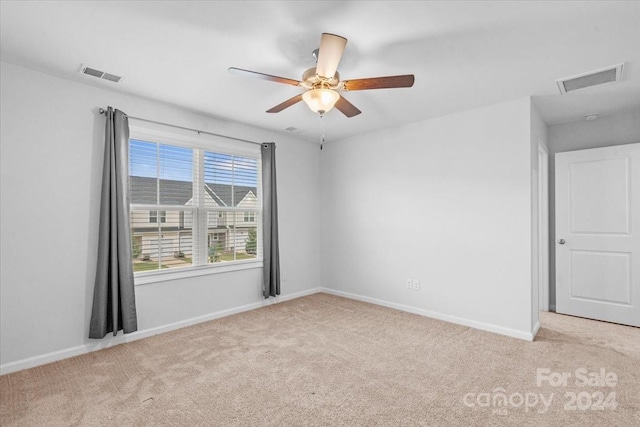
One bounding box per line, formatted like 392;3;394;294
537;140;550;311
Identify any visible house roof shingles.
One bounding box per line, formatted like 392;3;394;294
129;176;255;207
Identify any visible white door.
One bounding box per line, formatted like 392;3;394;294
555;143;640;327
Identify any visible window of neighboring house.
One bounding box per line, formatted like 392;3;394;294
128;132;261;279
149;210;166;223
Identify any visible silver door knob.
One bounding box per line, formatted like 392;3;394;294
558;239;566;245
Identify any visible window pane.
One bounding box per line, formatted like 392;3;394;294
206;212;228;264
131;209;193;272
205;202;258;265
129;140;159;204
233;156;258;208
204;153;258;208
236;226;258;260
129;140;193;206
159;145;193;205
204;152;233;206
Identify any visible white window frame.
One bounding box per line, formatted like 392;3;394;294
129;123;263;286
149;210;166;223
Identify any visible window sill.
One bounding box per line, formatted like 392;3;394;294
134;260;263;286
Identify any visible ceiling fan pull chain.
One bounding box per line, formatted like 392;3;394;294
320;113;326;145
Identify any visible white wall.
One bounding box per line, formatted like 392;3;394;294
547;107;640;309
529;101;549;333
320;97;536;339
0;62;321;372
0;59;554;372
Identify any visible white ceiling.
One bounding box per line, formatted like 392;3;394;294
1;1;639;143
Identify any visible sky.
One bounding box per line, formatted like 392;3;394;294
129;139;257;186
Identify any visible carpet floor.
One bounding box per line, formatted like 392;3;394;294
1;293;639;426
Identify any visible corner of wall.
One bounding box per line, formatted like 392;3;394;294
529;98;550;335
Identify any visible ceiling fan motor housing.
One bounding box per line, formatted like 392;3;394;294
302;68;340;89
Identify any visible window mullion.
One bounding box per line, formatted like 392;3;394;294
231;202;236;261
193;149;207;266
156;144;162;270
157;210;162;270
257;159;263;260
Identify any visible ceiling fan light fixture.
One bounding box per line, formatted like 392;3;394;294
302;88;340;114
229;32;414;118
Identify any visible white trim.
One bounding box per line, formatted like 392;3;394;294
131;204;198;211
1;287;543;375
532;321;541;340
320;288;537;341
129;123;260;158
134;260;263;286
538;141;550;311
0;288;322;375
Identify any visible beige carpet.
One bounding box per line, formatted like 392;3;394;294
1;293;639;426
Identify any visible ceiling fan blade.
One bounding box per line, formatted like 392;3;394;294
334;95;361;118
316;33;347;79
266;94;304;113
342;74;415;91
228;67;302;86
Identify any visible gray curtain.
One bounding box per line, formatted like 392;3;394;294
89;107;138;338
261;143;281;298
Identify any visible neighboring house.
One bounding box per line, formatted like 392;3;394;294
129;176;258;262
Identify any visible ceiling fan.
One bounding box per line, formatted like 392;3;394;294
228;33;415;118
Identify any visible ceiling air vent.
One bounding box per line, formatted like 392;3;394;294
78;64;123;83
556;63;623;94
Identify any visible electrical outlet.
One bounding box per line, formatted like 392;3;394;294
406;279;412;289
412;279;420;290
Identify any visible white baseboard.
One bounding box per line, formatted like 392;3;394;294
2;286;539;374
320;288;537;341
0;287;322;375
532;320;541;340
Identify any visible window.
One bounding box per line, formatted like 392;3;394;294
128;133;261;277
149;210;166;223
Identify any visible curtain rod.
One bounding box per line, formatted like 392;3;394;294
98;108;263;146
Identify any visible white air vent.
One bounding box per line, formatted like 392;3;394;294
78;64;123;83
556;63;623;94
